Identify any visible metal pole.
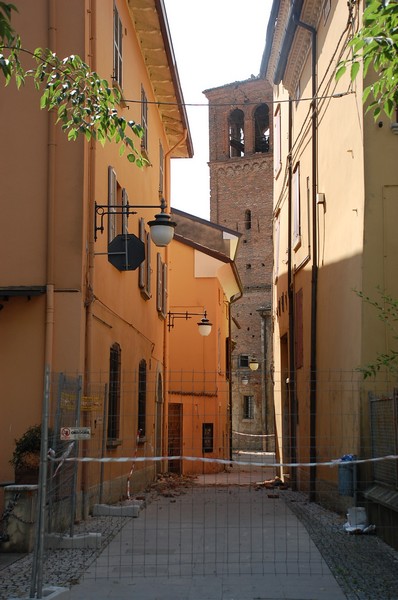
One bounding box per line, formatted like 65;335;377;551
30;365;51;599
70;375;82;538
99;383;108;504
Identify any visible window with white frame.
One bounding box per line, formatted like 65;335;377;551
141;85;148;152
293;163;301;250
138;218;151;299
113;3;123;87
243;395;254;420
156;253;167;317
274;104;281;177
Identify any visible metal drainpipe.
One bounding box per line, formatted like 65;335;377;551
44;0;57;373
292;15;318;502
287;97;297;490
81;0;97;519
32;4;57;597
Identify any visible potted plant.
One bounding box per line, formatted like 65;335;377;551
10;425;42;484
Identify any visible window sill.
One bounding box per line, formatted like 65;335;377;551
137;436;147;445
106;438;122;449
293;236;302;252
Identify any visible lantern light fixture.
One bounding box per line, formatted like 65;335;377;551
167;310;212;337
94;197;176;245
249;356;259;371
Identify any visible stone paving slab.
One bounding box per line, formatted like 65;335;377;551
68;485;347;600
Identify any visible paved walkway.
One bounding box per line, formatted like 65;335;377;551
4;456;398;599
67;466;346;600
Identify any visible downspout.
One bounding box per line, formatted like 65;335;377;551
44;0;57;371
82;0;97;518
292;14;318;502
287;97;297;490
32;1;57;596
229;285;243;462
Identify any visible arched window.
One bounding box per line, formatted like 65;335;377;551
229;109;244;157
245;209;252;230
138;359;147;438
108;343;121;440
254;104;270;153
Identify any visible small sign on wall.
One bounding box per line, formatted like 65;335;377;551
60;427;91;441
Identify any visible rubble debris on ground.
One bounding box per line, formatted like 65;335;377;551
145;472;197;498
254;476;289;491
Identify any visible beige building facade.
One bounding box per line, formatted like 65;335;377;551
0;0;192;513
167;209;242;475
262;0;398;545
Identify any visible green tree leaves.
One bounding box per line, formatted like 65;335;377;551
336;0;398;119
0;2;148;167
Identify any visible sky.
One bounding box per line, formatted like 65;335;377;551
163;0;272;220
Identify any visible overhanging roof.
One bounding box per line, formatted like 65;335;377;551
127;0;193;158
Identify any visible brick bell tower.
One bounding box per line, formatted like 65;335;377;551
204;77;274;453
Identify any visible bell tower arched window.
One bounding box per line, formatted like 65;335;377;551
254;104;270;153
229;109;244;157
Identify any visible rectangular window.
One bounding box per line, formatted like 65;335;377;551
274;104;281;177
138;218;151;299
202;423;214;453
323;0;331;23
243;395;254;420
295;288;304;369
293;163;301;250
108;344;121;441
156;253;167;317
141;85;148;152
113;4;123;87
239;354;249;368
138;360;147;438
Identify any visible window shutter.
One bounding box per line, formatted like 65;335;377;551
162;262;167;318
108;166;117;243
139;218;146;290
156;253;162;312
146;232;151;297
122;188;128;234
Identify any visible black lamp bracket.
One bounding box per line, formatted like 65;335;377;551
94;198;167;241
167;310;208;332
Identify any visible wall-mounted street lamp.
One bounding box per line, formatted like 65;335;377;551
94;198;176;271
249;356;260;371
94;197;176;245
167;310;212;337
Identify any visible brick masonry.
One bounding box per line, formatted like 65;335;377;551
204;78;275;451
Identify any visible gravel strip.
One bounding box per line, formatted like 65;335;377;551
282;490;398;600
0;514;127;599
